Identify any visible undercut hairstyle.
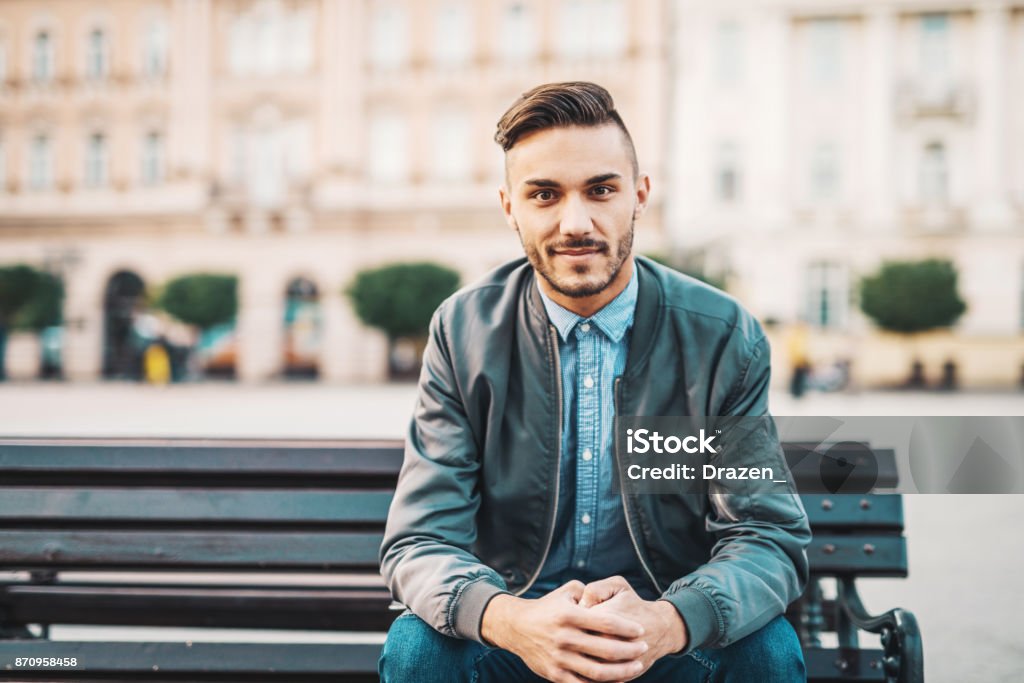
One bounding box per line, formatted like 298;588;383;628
495;81;639;178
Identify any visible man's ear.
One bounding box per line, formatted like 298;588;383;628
498;185;518;232
633;173;651;219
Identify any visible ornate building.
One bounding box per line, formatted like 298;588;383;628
0;0;669;382
667;0;1024;388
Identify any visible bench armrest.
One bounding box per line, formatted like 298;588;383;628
837;576;924;683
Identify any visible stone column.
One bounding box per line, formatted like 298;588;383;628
62;267;104;381
169;0;213;184
972;2;1012;230
236;261;284;382
862;6;896;232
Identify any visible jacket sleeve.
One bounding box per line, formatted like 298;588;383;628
659;334;811;652
379;304;509;643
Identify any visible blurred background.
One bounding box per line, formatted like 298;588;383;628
0;1;1022;679
0;0;1021;391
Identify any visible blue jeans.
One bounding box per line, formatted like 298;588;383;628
379;610;805;682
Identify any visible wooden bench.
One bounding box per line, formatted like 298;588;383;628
0;438;922;682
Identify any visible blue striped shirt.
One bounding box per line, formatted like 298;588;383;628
527;268;656;599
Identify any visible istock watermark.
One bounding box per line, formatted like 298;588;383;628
613;416;1024;495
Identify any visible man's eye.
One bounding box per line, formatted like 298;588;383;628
534;190;555;201
591;185;613;196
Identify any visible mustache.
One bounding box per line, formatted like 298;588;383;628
546;238;610;255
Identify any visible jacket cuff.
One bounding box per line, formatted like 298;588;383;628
660;587;721;653
451;577;509;644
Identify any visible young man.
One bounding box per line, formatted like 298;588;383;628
379;82;810;682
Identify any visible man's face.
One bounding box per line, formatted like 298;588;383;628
499;124;649;304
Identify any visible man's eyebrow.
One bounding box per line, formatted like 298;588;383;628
586;173;622;185
522;173;622;189
523;178;560;188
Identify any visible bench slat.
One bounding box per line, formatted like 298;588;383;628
808;534;907;576
803;647;886;681
803;495;904;530
2;584;394;631
0;442;404;476
0;489;392;525
0;641;383;678
0;531;383;570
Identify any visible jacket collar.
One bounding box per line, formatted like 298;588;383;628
524;255;663;377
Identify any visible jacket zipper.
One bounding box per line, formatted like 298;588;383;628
516;324;563;596
614;376;663;594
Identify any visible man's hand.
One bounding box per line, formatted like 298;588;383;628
481;580;650;683
578;576;689;680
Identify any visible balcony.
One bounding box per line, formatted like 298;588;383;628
895;79;974;120
901;205;967;234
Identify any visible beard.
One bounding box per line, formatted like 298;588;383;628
517;216;634;299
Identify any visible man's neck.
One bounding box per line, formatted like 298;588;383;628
537;258;635;318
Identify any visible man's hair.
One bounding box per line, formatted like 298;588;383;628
494;82;638;176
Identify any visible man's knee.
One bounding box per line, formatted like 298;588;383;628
717;615;804;681
378;612;477;683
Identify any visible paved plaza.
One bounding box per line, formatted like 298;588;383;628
1;382;1022;681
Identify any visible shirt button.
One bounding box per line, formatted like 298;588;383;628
583;375;594;389
581;513;591;525
581;449;593;461
576;560;585;568
580;323;591;332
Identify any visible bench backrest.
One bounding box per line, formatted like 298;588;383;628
0;439;905;578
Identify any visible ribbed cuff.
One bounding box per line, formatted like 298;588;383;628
660;587;721;653
451;578;510;644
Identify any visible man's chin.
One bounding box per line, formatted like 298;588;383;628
546;274;612;299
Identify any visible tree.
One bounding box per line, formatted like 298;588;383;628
859;259;966;388
156;274;238;330
0;265;42;381
346;262;460;377
859;259;966;334
14;271;64;332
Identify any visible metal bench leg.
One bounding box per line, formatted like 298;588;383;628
838;576;924;683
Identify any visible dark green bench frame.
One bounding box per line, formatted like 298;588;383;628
0;439;922;682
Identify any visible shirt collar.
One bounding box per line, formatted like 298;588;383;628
536;266;638;343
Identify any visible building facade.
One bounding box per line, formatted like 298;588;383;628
667;0;1024;388
0;0;669;382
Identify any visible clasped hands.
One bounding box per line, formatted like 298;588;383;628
480;576;688;683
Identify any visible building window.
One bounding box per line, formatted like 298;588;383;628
142;20;168;77
807;19;843;86
811;142;840;202
920;13;950;84
141;131;163;185
557;0;626;60
805;261;848;329
498;1;535;62
369;2;409;69
33;30;54;83
368;110;408;184
432;108;470;182
86;28;108;79
920;141;948;205
434;1;471;67
228;3;312;76
84;132;108;188
29;133;52;190
715;20;743;86
715;141;741;203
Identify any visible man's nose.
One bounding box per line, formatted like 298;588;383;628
559;194;594;237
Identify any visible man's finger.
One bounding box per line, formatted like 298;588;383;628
563;630;649;662
559;651;645;682
579;576;633;608
558;580;586;603
566;606;645;639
